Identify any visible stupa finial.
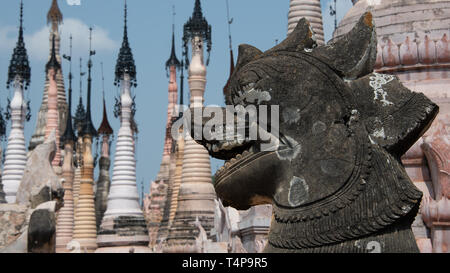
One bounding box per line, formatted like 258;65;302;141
7;0;31;89
115;0;136;87
183;0;212;67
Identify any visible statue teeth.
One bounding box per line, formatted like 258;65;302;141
236;154;242;160
225;161;231;168
230;158;237;164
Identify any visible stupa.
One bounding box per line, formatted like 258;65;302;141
96;1;150;253
95;69;114;229
72;28;98;253
165;0;217;252
44;35;62;169
72;58;87;211
55;36;77;253
29;0;68;152
147;20;182;247
2;1;31;203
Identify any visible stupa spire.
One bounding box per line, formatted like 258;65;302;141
183;0;212;67
166;8;181;73
44;34;62;167
46;35;61;74
7;0;30;90
81;27;97;137
2;0;31;203
97;64;113;137
148;7;182;246
74;58;86;133
61;35;76;144
166;0;216;252
72;27;98;253
96;1;150;253
55;35;75;253
223;0;235;94
95;62;113;230
115;0;136;87
29;0;68;152
47;0;63;30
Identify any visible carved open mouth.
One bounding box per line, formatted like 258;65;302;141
214;145;273;185
205;132;294;186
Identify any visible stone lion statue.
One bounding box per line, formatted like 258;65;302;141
191;13;438;253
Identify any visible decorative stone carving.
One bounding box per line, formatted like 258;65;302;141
420;119;450;253
192;13;438;252
16;130;63;209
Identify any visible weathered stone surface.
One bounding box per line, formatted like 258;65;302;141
95;156;111;229
28;208;56;253
0;147;5;204
0;180;5;204
238;205;271;253
0;134;62;253
0;204;28;250
16;130;63;209
192;13;438;253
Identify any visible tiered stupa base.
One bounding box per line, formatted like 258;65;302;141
164;134;216;253
96;215;151;253
164;211;215;252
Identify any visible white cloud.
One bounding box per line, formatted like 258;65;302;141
0;18;118;61
0;25;17;53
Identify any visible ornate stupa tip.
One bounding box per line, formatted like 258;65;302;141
82;28;98;137
183;0;212;65
0;108;6;139
61;102;76;144
7;0;31;89
74;96;86;133
98;99;113;136
61;35;76;145
115;0;137;87
165;31;181;71
46;34;61;74
47;0;63;26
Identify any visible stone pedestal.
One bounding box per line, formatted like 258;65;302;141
237;205;272;253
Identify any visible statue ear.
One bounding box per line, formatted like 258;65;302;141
312;12;377;80
235;44;263;71
266;18;317;54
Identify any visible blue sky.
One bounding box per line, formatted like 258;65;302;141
0;0;353;199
